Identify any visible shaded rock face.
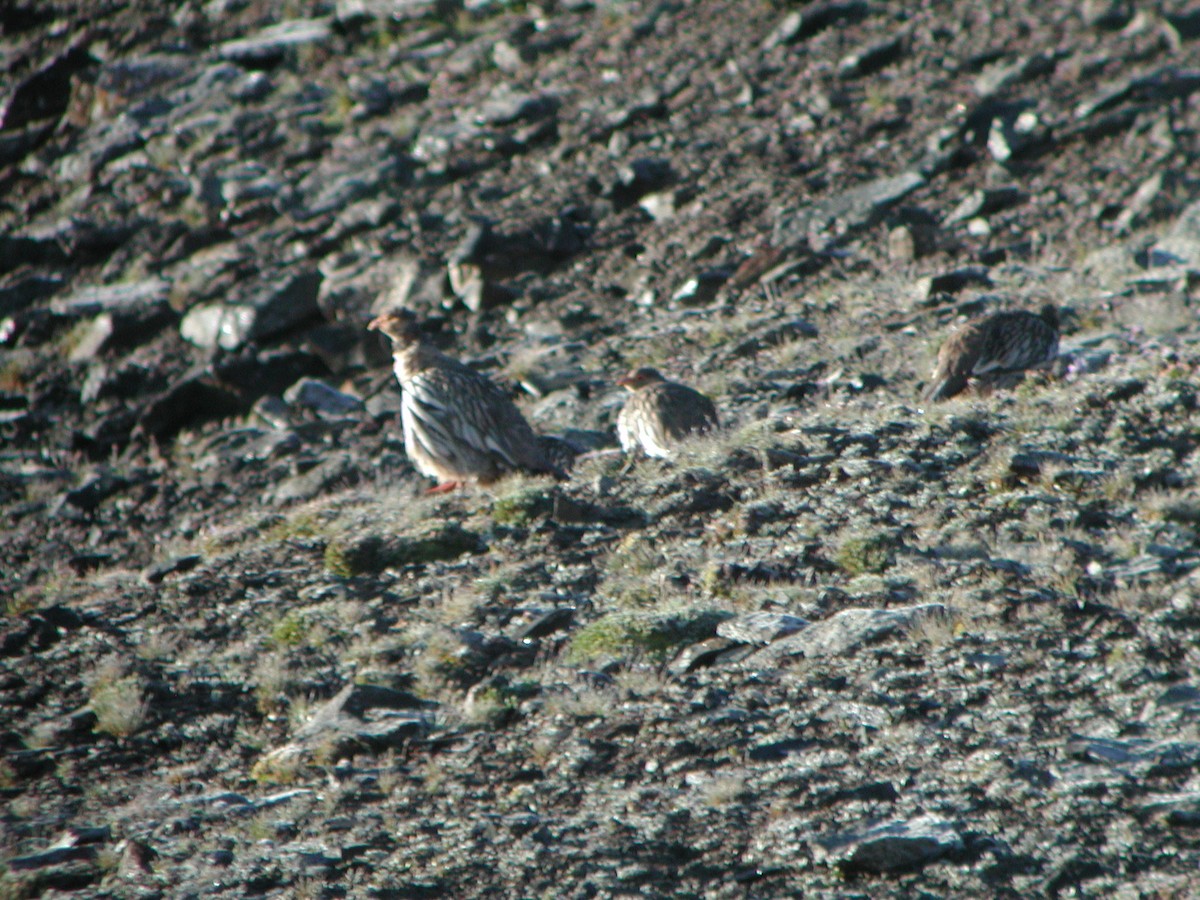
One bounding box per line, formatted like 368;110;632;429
3;1;1200;898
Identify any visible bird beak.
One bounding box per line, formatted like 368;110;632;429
615;375;633;388
367;315;385;332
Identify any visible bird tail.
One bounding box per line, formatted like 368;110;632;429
535;435;578;480
923;374;967;402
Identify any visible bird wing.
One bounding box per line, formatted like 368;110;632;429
974;313;1058;375
415;359;553;474
648;383;720;443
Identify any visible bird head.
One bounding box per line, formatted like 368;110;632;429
616;366;667;390
1038;303;1060;330
368;309;423;347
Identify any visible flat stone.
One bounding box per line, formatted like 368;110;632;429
775;171;925;252
270;452;363;505
987;108;1048;162
1074;66;1200;120
672;269;728;307
253;683;431;780
1068;737;1200;775
913;266;993;302
283;377;364;417
716;612;811;644
473;85;560;126
747;604;947;663
143;554;202;584
62;470;132;514
219;18;334;65
0;274;63;316
945;187;1024;224
181;270;322;350
839;33;906;78
811;815;964;873
51;278;170;314
1153;197;1200;268
763;1;868;49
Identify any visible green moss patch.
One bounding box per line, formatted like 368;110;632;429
325;523;483;576
567;609;729;664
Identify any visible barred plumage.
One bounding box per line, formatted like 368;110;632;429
616;367;719;459
369;310;561;490
924;305;1060;402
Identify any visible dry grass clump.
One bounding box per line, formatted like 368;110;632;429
88;663;149;739
566;606;729;665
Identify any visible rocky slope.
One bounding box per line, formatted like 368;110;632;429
3;0;1200;896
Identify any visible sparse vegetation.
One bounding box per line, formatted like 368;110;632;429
270;611;311;649
566;608;729;664
6;0;1200;896
325;523;483;576
836;532;899;576
89;674;148;738
490;482;554;527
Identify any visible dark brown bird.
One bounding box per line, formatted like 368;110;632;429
924;305;1060;402
616;367;720;459
369;310;562;492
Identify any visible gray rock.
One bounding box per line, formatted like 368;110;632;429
1137;791;1200;823
0;43;92;131
251;395;296;429
270;452;363;504
1112;172;1162;233
473;85;560;126
66;314;117;362
607;157;674;208
1074;66;1200;120
219;18;334;65
181;270;322;350
1082;0;1133;29
747;604;947;663
335;0;451;23
254;683;431;778
61;469;132;514
0;119;55;168
215;162;284;208
716;612;810;644
197;427;302;470
811;815;964;873
671;269;728;307
1153;197;1200;268
1068;736;1200;776
180;303;255;351
987;107;1048;163
0;274;62;317
973;52;1060;97
945;187;1024;224
65;301;177;361
667;636;746;674
763;1;868;49
51;278;170;315
283;377;364;417
411;118;484;172
637;190;677;222
510;607;576;642
232;71;275;102
775;171;925;252
913;266;993;302
839;34;906;78
294;160;394;221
